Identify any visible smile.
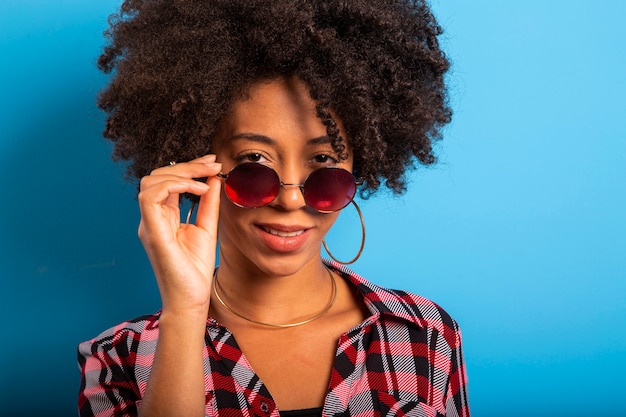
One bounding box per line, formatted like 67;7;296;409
262;226;305;238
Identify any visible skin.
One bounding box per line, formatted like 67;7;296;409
137;78;368;416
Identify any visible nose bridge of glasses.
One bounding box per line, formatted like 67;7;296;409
277;181;306;205
280;181;305;189
269;164;307;206
276;163;307;193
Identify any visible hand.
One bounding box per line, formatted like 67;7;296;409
137;154;222;315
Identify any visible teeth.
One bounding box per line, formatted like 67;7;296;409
263;227;304;237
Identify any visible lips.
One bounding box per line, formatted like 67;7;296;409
262;226;305;238
256;223;311;252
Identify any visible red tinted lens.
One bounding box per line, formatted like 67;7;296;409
224;163;280;208
303;168;356;212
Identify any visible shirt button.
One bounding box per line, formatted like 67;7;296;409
260;401;269;413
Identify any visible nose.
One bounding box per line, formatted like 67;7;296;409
271;175;307;211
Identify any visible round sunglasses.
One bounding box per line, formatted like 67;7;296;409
217;163;358;213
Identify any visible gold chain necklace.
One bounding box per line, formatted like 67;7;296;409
212;267;337;328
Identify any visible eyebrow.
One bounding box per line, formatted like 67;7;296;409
229;133;333;146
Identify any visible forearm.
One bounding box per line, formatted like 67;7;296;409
138;310;208;417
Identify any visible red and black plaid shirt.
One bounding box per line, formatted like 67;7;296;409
78;261;470;416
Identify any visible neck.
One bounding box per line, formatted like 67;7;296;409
213;255;333;326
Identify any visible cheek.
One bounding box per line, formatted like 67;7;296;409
319;211;341;234
217;197;243;234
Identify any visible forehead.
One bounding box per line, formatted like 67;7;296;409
222;78;325;136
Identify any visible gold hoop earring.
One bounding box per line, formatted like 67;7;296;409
323;200;366;265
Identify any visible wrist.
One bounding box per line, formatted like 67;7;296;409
158;307;210;330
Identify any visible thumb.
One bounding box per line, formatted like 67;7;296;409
195;176;221;233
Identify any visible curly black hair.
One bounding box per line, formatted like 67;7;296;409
98;0;451;196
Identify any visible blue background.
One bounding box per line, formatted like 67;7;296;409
1;1;624;416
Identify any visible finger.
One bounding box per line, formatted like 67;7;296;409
164;154;216;168
139;179;211;221
195;176;222;232
139;181;211;247
193;154;217;163
150;156;221;178
139;169;221;206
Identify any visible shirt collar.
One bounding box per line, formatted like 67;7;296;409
324;259;427;329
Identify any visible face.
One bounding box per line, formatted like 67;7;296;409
212;77;353;276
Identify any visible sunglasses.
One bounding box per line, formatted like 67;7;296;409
217;163;358;213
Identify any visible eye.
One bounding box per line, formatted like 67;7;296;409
237;152;267;163
312;154;338;164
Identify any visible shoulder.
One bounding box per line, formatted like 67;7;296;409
78;314;163;414
326;261;462;345
78;312;161;361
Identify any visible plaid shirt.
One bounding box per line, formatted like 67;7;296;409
78;262;470;416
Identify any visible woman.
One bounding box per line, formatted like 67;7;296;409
78;1;470;416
